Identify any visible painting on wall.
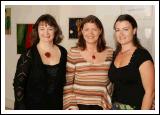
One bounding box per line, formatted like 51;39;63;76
17;24;33;54
5;8;11;35
69;18;83;39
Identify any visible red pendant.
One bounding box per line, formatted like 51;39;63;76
44;52;51;58
92;55;96;59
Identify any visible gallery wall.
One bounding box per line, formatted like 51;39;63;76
5;5;155;109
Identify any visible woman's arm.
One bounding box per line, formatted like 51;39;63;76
139;60;155;110
13;50;32;109
63;49;78;110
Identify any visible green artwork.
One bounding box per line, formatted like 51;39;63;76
17;24;33;54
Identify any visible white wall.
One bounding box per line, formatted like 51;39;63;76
5;5;155;109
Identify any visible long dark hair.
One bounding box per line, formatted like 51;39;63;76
31;14;63;46
114;14;144;55
77;15;106;52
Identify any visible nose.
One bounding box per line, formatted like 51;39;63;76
119;30;124;36
44;29;49;35
88;30;94;35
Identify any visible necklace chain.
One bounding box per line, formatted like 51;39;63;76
86;48;97;61
120;49;131;54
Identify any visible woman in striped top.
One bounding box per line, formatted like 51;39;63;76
63;15;113;110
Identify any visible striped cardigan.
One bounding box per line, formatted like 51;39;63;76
63;47;113;110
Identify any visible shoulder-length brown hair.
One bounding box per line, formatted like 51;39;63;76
77;15;106;52
31;14;63;46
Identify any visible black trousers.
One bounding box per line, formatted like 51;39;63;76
77;104;103;110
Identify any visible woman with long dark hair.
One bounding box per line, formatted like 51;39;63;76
108;14;155;110
63;15;113;110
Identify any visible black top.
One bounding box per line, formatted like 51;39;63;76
13;45;67;110
108;48;153;109
43;64;60;109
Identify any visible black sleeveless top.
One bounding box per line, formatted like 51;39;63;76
108;48;153;109
43;64;60;109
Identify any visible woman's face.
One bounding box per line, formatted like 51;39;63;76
82;22;101;44
114;21;136;45
38;21;55;43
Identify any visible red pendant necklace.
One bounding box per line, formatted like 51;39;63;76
44;52;51;58
92;55;96;59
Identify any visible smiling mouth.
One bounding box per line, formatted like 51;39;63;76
44;37;50;39
87;36;94;38
119;37;126;40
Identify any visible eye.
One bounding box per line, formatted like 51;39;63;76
39;28;44;30
92;28;98;31
48;27;54;30
49;28;53;30
83;28;89;32
115;29;119;32
123;28;128;31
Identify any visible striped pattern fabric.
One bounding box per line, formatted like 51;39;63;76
63;47;113;110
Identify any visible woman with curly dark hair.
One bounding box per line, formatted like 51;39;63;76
13;14;67;110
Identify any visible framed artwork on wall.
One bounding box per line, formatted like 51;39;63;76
69;18;83;39
17;24;33;54
5;8;11;35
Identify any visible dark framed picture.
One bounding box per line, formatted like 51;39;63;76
5;8;11;35
69;18;83;39
17;24;33;54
